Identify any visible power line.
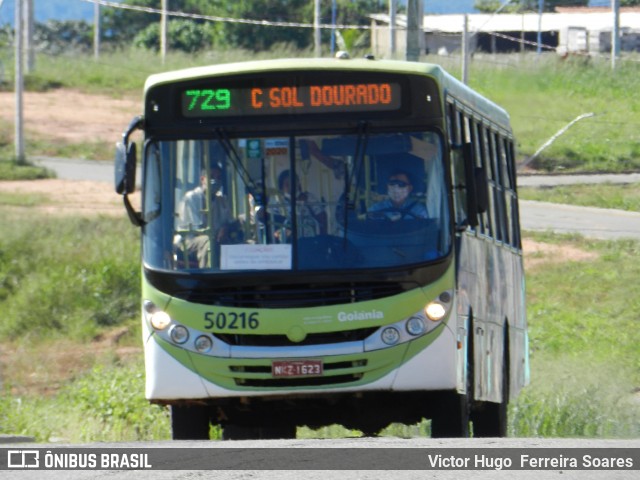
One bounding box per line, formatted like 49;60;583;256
79;0;373;30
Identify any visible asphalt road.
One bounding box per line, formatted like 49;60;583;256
33;157;640;240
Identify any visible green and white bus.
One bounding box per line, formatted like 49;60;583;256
115;57;528;440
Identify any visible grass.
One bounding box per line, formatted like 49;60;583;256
519;182;640;212
0;159;53;180
0;210;140;341
513;233;640;437
467;54;640;172
0;355;170;443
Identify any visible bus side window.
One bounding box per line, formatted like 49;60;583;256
471;120;490;236
448;104;470;229
496;135;511;245
488;130;506;243
503;137;520;248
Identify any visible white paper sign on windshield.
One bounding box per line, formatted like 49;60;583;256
220;244;292;270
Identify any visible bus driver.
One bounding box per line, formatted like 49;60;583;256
368;170;428;221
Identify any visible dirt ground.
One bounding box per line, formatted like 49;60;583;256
0;89;140;144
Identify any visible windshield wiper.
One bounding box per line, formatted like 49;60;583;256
342;121;370;246
214;128;260;198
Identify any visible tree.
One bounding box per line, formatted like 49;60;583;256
101;0;207;47
35;20;93;55
99;0;385;52
133;19;214;52
211;0;310;51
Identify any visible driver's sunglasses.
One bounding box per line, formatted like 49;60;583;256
387;179;409;188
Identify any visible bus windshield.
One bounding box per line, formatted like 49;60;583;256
141;131;451;272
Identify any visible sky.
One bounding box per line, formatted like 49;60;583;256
2;0;102;25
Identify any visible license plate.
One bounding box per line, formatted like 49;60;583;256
272;360;323;378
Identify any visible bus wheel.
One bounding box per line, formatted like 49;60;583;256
430;390;471;438
222;424;297;440
431;323;473;438
170;404;211;440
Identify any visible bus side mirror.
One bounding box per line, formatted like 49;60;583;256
115;115;145;227
115;141;137;195
115;115;143;194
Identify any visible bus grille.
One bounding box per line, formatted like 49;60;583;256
235;375;361;388
176;282;407;308
214;327;377;347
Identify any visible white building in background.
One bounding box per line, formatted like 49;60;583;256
369;8;640;58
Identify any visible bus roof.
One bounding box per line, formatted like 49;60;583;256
144;57;510;130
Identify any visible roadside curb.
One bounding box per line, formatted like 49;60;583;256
518;172;640;188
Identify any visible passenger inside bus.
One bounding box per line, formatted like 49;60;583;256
175;163;233;267
268;169;328;242
368;170;428;221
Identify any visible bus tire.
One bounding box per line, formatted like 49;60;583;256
431;316;473;438
170;404;211;440
431;390;471;438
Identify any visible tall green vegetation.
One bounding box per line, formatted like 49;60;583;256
0;209;139;341
512;234;640;438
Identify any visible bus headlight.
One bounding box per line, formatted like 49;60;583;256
425;291;452;322
425;302;447;321
194;335;213;353
169;325;189;344
150;311;172;330
406;316;426;336
381;327;400;345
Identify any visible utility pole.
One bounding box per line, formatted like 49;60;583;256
612;0;620;69
330;0;337;55
389;0;396;58
462;15;469;85
161;0;168;63
406;0;422;61
15;0;25;163
94;0;100;60
24;0;34;73
313;0;320;57
536;0;543;54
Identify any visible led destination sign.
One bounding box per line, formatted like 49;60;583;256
181;82;402;117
